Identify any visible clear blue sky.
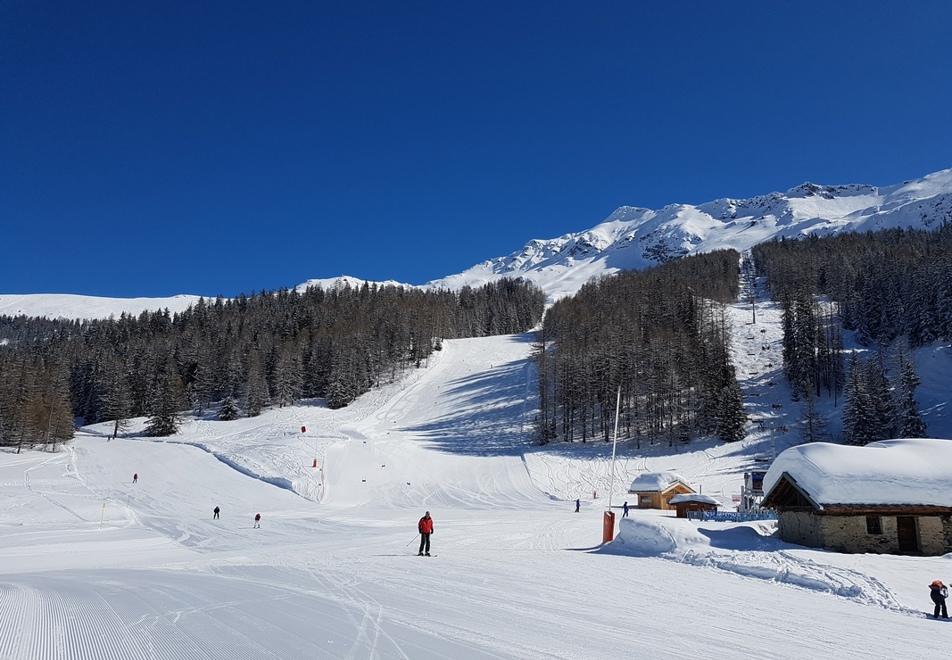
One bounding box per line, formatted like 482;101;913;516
3;1;951;298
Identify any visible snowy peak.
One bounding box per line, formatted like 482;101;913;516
427;168;952;302
5;169;952;319
294;276;410;293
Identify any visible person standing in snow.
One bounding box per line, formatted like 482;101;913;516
575;498;580;513
418;511;434;556
213;506;220;519
133;473;138;484
254;513;261;529
623;501;629;518
930;580;948;618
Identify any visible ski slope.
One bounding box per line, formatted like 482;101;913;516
2;317;952;658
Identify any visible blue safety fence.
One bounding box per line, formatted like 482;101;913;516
687;510;777;522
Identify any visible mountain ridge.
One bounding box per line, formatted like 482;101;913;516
426;168;952;302
4;168;951;319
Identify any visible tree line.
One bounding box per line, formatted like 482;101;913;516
751;227;943;444
535;250;748;447
842;345;927;445
0;279;545;451
752;225;952;348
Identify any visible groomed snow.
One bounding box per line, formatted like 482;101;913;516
3;291;952;658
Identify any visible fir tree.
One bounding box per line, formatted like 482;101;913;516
896;345;928;438
842;352;879;446
144;357;185;437
218;396;241;421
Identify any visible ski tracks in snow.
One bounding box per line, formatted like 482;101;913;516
675;547;917;616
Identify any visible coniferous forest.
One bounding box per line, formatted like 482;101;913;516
0;279;545;451
3;224;947;454
535;250;748;446
752;226;949;445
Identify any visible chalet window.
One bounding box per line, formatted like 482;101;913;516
639;496;652;506
866;515;882;535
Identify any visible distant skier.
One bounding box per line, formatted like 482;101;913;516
133;473;138;484
575;498;580;513
622;501;629;518
418;511;434;556
930;580;948;618
254;513;261;529
213;506;220;520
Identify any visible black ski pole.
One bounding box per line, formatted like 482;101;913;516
407;533;420;547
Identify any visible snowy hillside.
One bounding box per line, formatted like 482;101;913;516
0;278;404;323
5;257;952;658
0;292;202;321
3;302;951;657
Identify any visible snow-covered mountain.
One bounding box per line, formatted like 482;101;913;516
293;275;410;293
4;168;951;319
0;292;204;321
426;168;952;301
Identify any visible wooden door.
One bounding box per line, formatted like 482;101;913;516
896;516;920;553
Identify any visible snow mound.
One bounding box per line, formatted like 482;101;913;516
613;515;709;555
610;514;913;612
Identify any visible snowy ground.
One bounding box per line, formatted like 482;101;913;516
3;293;952;658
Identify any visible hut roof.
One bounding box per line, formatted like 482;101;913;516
629;471;690;493
669;493;719;506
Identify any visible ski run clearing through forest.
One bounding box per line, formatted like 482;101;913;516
3;281;952;659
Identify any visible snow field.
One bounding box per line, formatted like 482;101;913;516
2;318;952;657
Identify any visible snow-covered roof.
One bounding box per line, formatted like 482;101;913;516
629;471;690;493
763;438;952;508
669;493;719;506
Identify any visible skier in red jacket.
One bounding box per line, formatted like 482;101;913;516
417;511;434;556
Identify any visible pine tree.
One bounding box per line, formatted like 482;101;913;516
99;358;132;440
799;394;828;443
896;345;928;438
218;395;241;421
244;352;270;417
144;357;185;437
272;344;304;407
842;352;879;446
865;350;896;441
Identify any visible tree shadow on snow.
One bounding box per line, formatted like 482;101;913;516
401;358;537;457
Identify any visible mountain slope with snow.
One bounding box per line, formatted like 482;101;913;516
2;307;950;658
4;168;952;318
427;168;952;301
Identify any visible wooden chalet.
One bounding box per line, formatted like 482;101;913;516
628;471;695;510
669;493;719;519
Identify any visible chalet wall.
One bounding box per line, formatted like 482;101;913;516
819;516;895;554
779;511;948;555
777;511;822;548
919;517;946;555
674;502;717;519
661;483;694;510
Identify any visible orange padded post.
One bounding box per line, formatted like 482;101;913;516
602;510;615;543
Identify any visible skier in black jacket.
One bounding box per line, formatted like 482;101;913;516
930;580;948;618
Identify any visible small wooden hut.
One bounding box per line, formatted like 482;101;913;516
669;493;719;519
627;472;694;510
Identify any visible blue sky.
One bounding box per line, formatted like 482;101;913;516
2;1;951;298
